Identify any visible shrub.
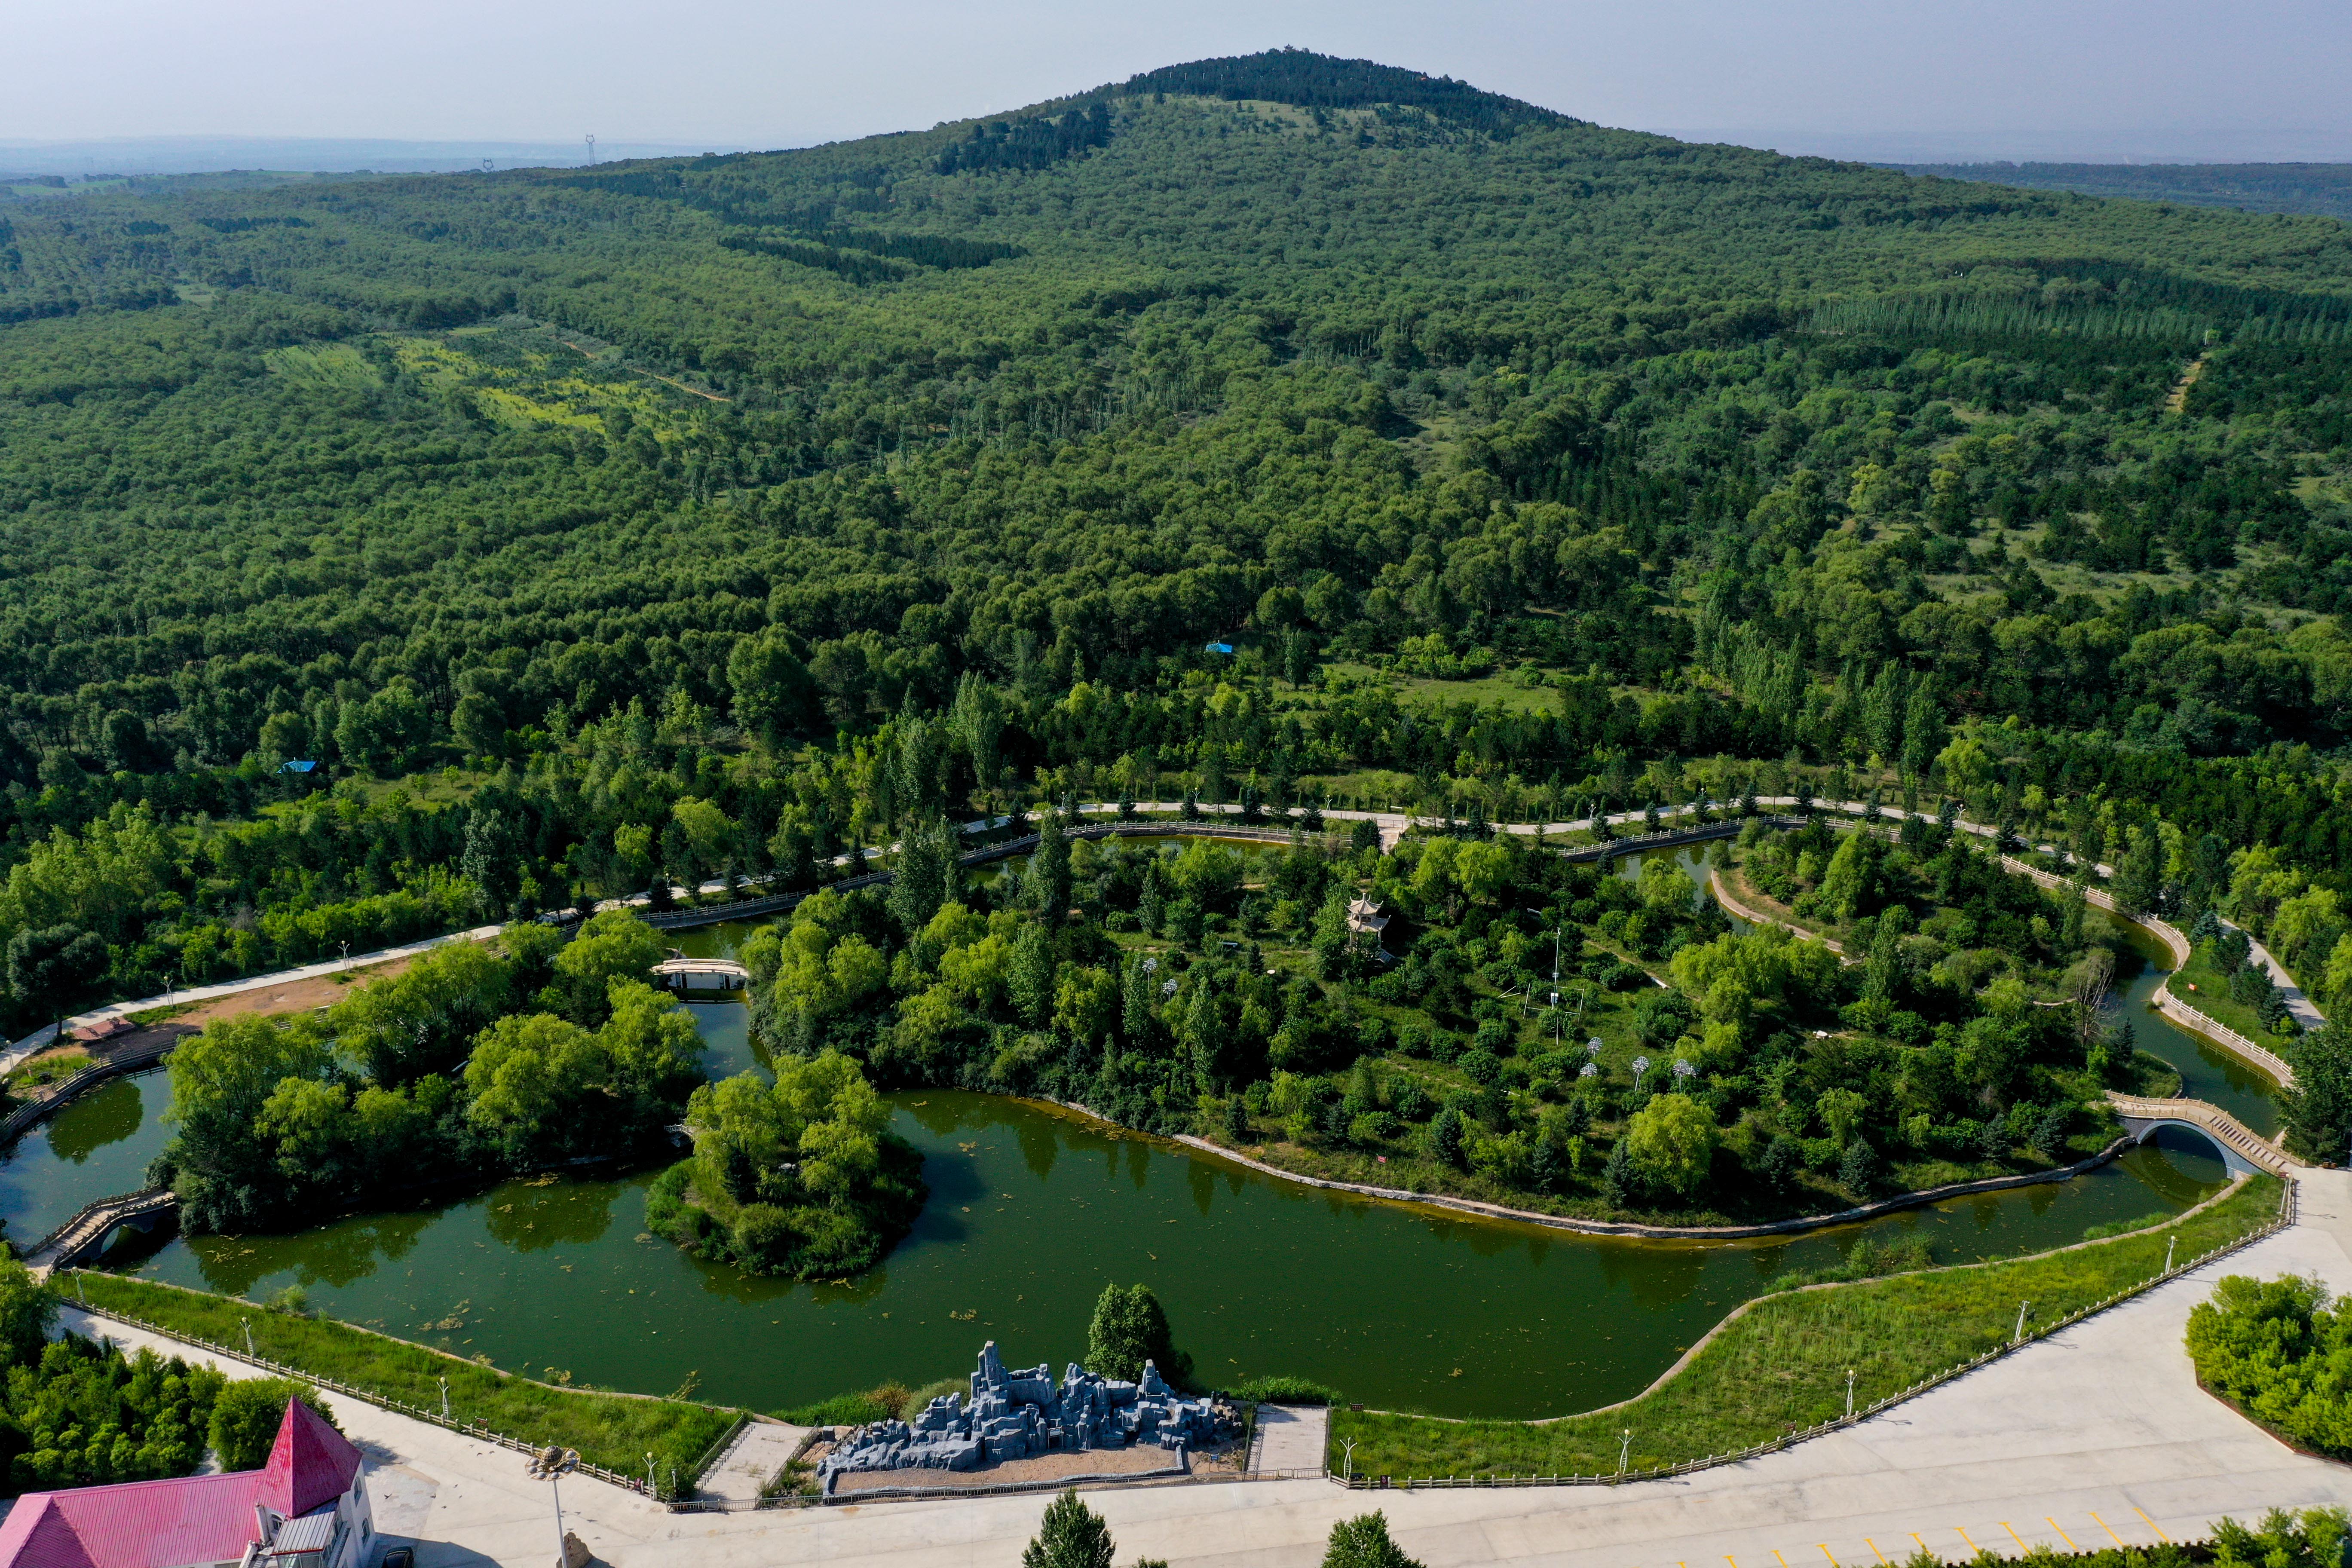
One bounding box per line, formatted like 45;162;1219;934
210;1380;340;1471
1324;1512;1424;1568
2186;1273;2352;1458
1228;1374;1338;1404
1023;1489;1115;1568
2;1336;223;1493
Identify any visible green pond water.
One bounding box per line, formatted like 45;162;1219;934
10;839;2270;1421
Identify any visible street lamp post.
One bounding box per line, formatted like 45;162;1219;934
527;1446;580;1568
2014;1300;2031;1345
1617;1429;1631;1475
240;1317;254;1358
1845;1368;1855;1421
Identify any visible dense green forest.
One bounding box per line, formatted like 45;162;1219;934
1895;162;2352;224
0;45;2348;1092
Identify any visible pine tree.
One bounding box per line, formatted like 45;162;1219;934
1022;1491;1116;1568
1009;925;1054;1028
2112;826;2164;914
1121;955;1159;1045
1085;1283;1180;1383
1428;1105;1465;1168
1323;1512;1424;1568
1601;1134;1639;1206
1031;810;1072;920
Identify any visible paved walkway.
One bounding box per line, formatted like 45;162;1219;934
55;1173;2352;1566
698;1419;811;1505
1250;1406;1330;1477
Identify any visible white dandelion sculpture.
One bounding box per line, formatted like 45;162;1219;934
1672;1060;1697;1082
1586;1038;1603;1057
1632;1055;1651;1089
1578;1062;1599;1080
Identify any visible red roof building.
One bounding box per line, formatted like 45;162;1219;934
0;1399;376;1568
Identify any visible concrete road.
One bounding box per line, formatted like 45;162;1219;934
64;1171;2352;1568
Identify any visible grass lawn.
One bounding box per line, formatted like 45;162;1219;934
72;1273;737;1485
1329;1174;2282;1478
1320;664;1564;716
2169;948;2290;1046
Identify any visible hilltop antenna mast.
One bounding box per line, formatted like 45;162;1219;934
585;134;597;165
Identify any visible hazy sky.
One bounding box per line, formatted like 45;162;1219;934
12;0;2352;159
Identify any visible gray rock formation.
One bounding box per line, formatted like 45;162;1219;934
817;1339;1232;1488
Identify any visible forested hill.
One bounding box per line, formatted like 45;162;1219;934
0;48;2349;1032
1893;162;2352;224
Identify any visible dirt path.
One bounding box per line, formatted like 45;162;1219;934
2165;351;2210;413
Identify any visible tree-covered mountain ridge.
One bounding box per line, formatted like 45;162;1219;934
0;48;2349;1057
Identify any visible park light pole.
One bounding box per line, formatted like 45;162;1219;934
240;1317;253;1357
2014;1300;2031;1345
527;1445;580;1568
1845;1368;1855;1420
1617;1429;1631;1475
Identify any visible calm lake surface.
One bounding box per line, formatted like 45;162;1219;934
59;1068;2221;1418
9;837;2266;1420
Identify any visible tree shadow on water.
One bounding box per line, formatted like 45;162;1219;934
480;1180;622;1251
45;1076;150;1164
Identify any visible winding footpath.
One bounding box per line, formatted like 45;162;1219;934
8;793;2315;1072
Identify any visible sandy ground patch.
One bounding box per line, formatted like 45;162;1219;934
166;955;419;1026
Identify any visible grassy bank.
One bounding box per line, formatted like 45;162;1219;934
73;1273;736;1482
1331;1174;2283;1478
2169;949;2285;1046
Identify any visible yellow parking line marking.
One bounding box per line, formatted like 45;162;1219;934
2135;1509;2171;1544
2002;1524;2028;1554
1865;1540;1888;1565
2090;1513;2125;1548
1954;1528;1981;1555
1819;1547;1838;1567
1908;1537;1925;1556
1774;1553;1790;1568
2046;1520;2078;1551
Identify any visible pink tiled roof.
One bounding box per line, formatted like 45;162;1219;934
260;1399;361;1520
0;1470;264;1568
0;1398;360;1568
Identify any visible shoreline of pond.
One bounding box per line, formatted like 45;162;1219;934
1010;1083;2158;1246
0;831;2279;1421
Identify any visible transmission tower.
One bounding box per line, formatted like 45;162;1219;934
585;134;597;166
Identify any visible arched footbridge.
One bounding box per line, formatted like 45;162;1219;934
23;1187;177;1274
2106;1093;2301;1179
651;957;750;992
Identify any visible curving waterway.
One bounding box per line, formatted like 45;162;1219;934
0;840;2269;1421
